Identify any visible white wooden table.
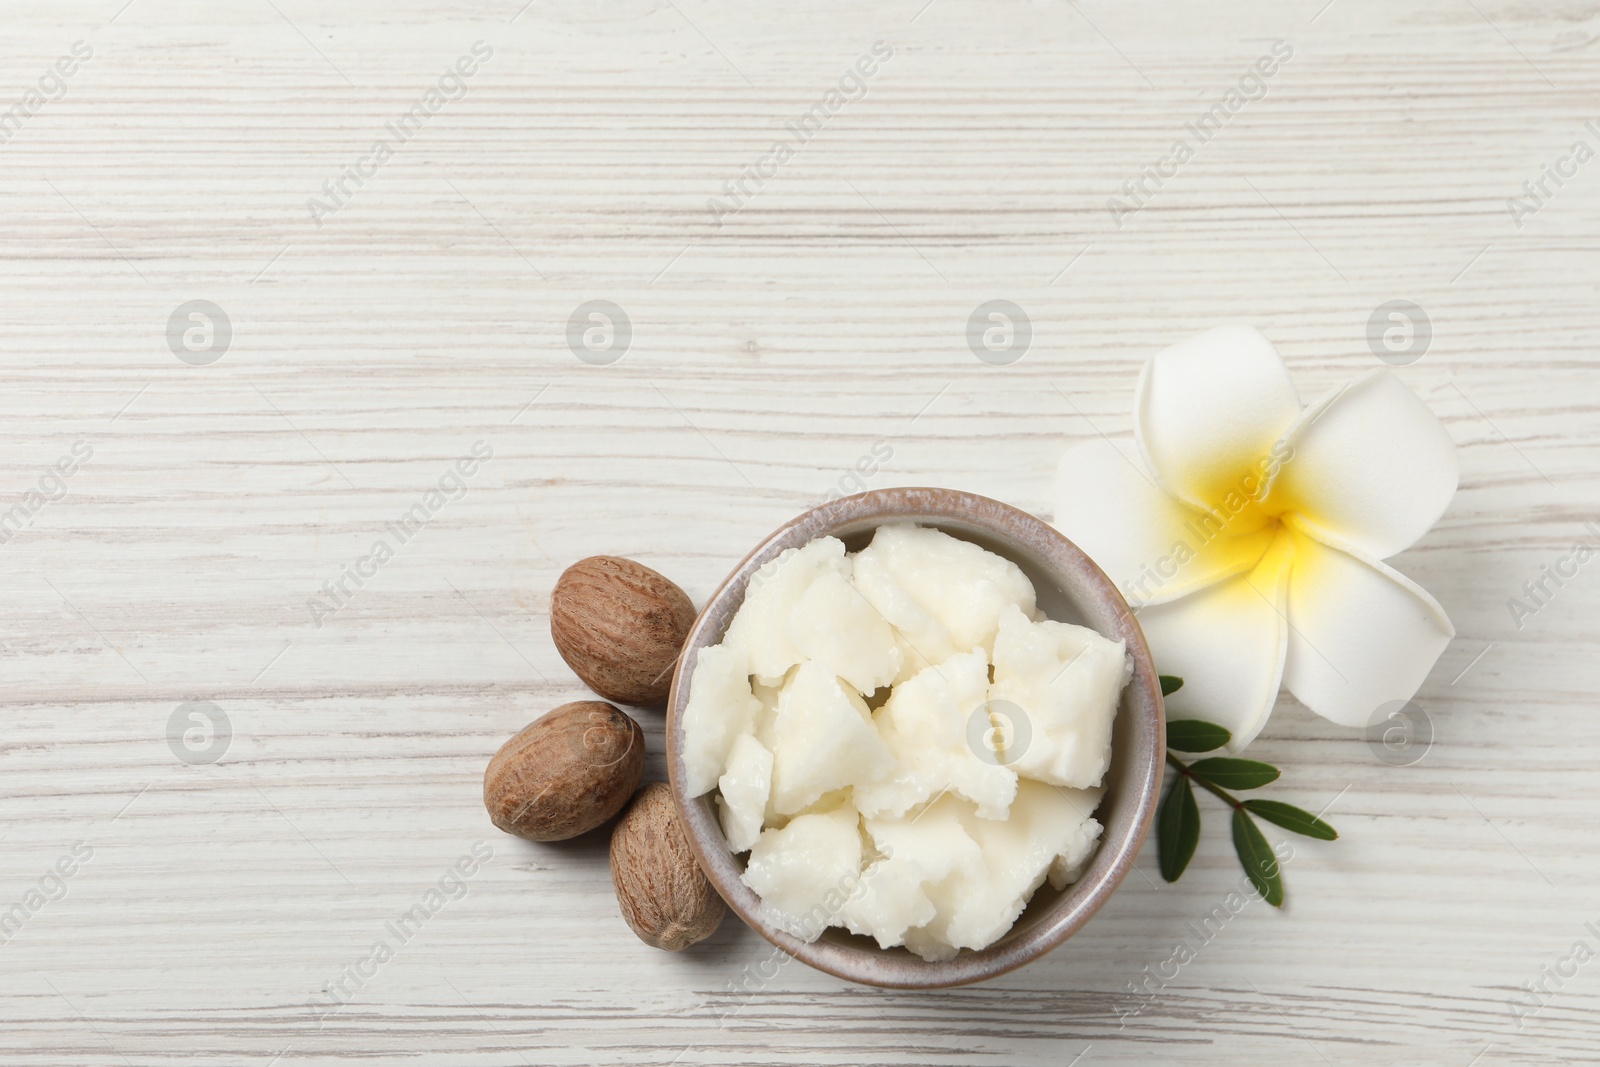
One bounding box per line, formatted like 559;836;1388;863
3;1;1597;1063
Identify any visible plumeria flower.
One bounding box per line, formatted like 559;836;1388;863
1054;325;1457;750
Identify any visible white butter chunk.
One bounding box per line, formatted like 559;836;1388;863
785;570;902;695
841;795;984;949
716;733;775;853
742;802;864;940
680;643;761;797
905;781;1104;958
750;677;785;824
1048;787;1106;890
751;677;782;752
851;524;1037;658
988;604;1130;789
769;661;894;815
903;924;961;963
851;550;959;683
854;651;1017;821
722;537;850;684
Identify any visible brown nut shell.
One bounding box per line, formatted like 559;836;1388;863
550;556;696;706
610;782;725;951
483;701;645;841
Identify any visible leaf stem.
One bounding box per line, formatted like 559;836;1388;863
1166;752;1243;811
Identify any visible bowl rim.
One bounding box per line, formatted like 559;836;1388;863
665;487;1165;989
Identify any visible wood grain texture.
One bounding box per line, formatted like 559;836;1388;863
2;0;1598;1063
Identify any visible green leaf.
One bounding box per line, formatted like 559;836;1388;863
1159;675;1184;697
1232;809;1284;907
1189;757;1280;791
1158;775;1201;882
1242;799;1338;841
1167;719;1231;754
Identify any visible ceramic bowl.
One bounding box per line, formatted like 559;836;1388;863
665;487;1165;988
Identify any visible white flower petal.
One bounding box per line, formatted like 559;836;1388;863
1135;531;1293;752
1281;523;1454;728
1274;370;1459;560
1055;438;1277;608
1134;325;1302;521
